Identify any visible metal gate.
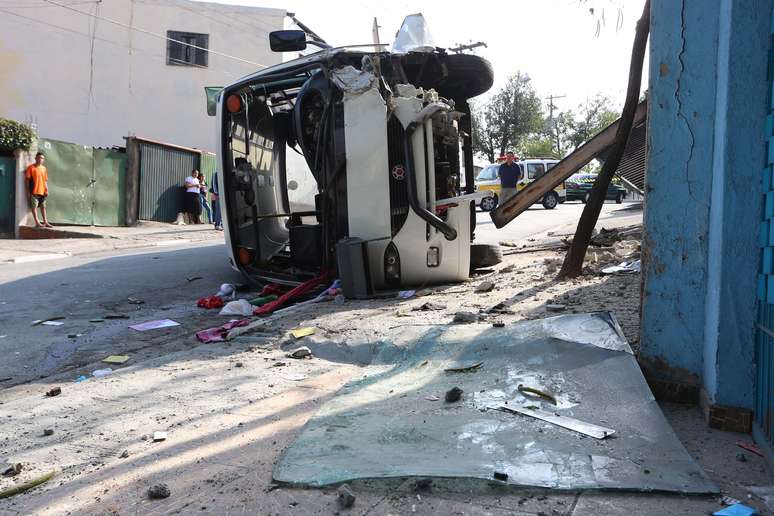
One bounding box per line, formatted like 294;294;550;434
39;139;127;226
137;141;200;222
0;156;15;236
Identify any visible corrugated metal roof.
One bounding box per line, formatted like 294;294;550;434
596;120;647;193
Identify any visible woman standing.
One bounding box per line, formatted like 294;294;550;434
197;171;213;224
183;170;202;224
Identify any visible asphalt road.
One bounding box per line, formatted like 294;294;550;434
0;243;241;389
0;200;641;389
474;199;642;245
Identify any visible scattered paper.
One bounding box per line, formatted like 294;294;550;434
153;431;167;442
130;319;180;332
291;327;315;339
102;355;130;364
41;321;64;326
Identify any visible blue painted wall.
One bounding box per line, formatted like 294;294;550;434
642;0;771;409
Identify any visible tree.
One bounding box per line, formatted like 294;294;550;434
558;0;649;278
521;136;562;159
471;72;543;162
563;94;620;151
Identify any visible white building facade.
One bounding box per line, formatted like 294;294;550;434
0;0;285;152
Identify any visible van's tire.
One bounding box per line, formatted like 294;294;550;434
470;244;503;270
615;192;624;204
480;194;498;212
542;192;559;210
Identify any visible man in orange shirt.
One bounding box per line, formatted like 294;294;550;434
25;152;52;228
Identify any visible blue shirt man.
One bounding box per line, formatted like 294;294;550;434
498;151;523;203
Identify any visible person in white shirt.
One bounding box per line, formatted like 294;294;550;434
183;170;202;224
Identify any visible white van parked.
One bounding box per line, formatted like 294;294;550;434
475;158;565;211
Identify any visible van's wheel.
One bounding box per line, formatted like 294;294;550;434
470;244;503;270
615;192;624;204
480;194;498;212
542;192;559;210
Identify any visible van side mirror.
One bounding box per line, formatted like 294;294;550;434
270;30;307;52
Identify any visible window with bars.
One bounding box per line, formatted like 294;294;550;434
166;31;209;67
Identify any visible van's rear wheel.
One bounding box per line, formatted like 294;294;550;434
542;192;559;210
480;194;498;212
470;244;502;270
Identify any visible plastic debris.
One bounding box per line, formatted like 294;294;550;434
291;327;315;339
601;260;641;275
130;319;180;331
722;496;743;506
153;431;167;442
713;503;759;516
197;295;225;309
249;294;278;307
217;283;236;298
74;375;88;383
398;290;416;299
45;387;61;397
92;368;113;378
219;299;254;316
196;319;251;343
41;321;64;326
102;355;129;364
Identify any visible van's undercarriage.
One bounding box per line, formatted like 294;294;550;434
219;48;494;294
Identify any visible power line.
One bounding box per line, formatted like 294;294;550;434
41;0;268;68
0;7;243;78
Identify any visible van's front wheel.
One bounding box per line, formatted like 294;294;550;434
480;194;498;212
542;192;559;210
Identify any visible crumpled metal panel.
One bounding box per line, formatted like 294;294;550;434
274;312;718;493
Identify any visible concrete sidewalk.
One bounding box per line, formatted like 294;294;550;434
0;221;224;263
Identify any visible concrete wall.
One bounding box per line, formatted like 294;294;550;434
0;0;284;152
642;0;772;411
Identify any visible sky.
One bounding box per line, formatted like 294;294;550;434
196;0;648;114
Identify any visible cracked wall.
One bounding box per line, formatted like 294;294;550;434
642;0;771;410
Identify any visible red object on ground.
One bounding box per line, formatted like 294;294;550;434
260;284;285;297
196;318;250;343
736;441;764;457
197;295;224;309
253;274;329;316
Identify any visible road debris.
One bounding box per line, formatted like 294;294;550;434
92;369;113;378
475;281;495;293
197;295;225;309
186;276;203;283
721;496;743;506
45;387;61;397
398;290;416;299
746;485;774;511
545;304;566;312
2;464;22;477
104;314;130;319
217;283;236;299
517;384;557;405
127;296;144;305
445;387;463;402
219;299;254;316
444;362;483;373
737;441;764;457
0;470;56;499
602;260;641;275
496;406;614;439
130;319;180;331
291;327;315;339
493;321;505;328
102;355;129;364
287;347;312;359
147;483;171;499
196;319;251;343
337;484;356;508
249;294;278;306
43;429;54;436
152;431;167;442
40;321;64;326
415;301;446;311
119;450;130;459
493;471;508;481
453;311;478;324
424;395;440;401
713;503;759;516
31;316;65;326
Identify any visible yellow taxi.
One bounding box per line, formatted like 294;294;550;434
475;157;566;211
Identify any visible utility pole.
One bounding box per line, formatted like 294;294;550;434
547;94;566;155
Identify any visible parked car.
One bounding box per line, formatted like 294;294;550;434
474;158;565;211
565;173;627;203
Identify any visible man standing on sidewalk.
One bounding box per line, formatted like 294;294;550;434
25;152;52;228
210;172;222;230
498;151;523;204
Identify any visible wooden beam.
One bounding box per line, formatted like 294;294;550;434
490;100;647;228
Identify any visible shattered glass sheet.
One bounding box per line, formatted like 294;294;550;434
274;312;718;493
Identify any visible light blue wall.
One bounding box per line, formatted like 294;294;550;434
642;0;771;409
